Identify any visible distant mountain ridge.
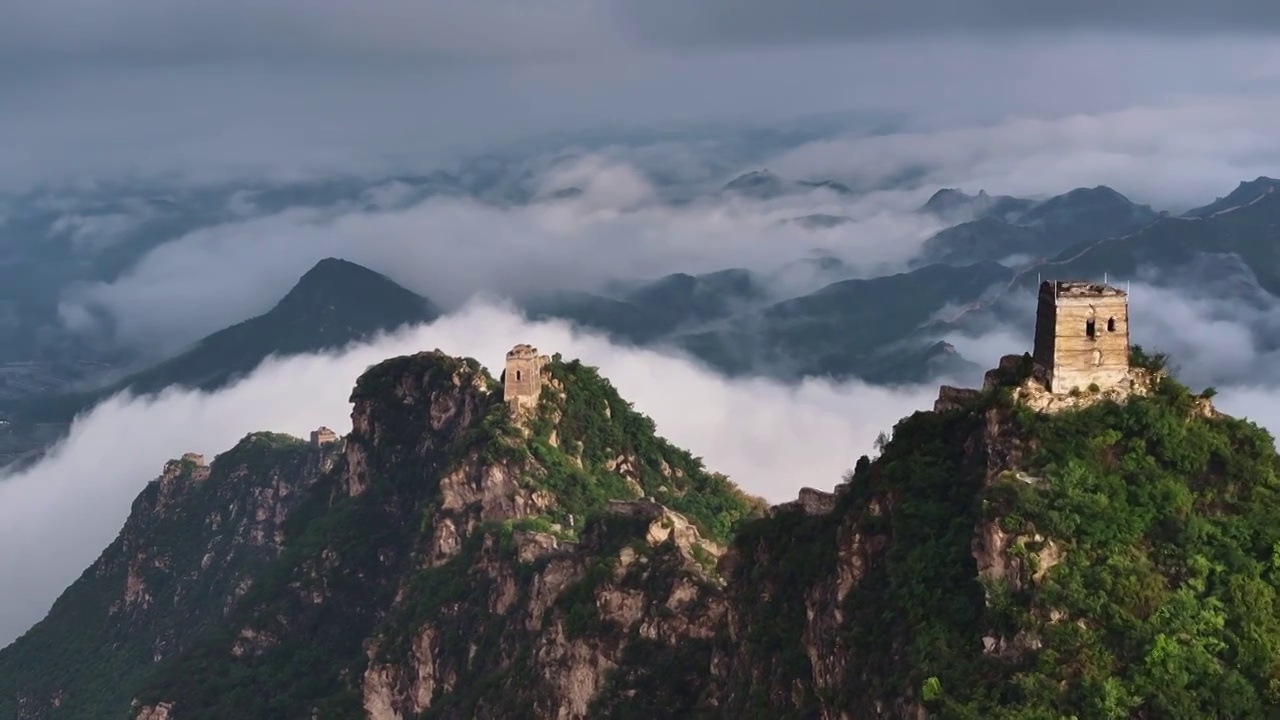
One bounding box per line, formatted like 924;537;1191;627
7;176;1280;471
916;184;1161;266
5;344;1278;718
0;258;439;465
920;187;1035;221
722;170;854;199
1182;176;1280;218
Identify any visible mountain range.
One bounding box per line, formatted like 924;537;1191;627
3;176;1280;471
2;342;1277;718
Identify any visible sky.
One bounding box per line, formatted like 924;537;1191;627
2;21;1280;190
0;304;941;646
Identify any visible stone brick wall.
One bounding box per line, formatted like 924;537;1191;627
1050;294;1129;392
503;344;548;412
1033;281;1129;393
310;427;338;448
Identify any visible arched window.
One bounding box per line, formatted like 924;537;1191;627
515;370;522;381
1085;318;1096;338
1107;317;1116;332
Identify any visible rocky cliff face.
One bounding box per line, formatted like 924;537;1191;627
4;348;1279;719
0;434;341;719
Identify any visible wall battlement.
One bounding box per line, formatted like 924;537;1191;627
1032;280;1130;394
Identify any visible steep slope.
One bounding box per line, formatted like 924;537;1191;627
112;258;439;398
0;435;341;718
714;350;1280;717
5;340;1274;717
7;344;1280;718
0;349;762;719
6;257;439;426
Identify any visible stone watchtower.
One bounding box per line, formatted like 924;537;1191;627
503;344;549;413
1032;280;1130;393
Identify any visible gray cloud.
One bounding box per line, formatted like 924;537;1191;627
2;34;1279;191
3;0;1280;68
618;1;1280;48
59;159;946;354
0;0;623;65
769;93;1280;211
0;303;939;646
45;71;1280;355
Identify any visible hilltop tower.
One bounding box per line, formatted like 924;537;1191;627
504;344;549;413
309;427;338;449
1033;280;1130;393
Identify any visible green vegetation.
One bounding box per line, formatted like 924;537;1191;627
10;342;1280;719
718;357;1280;718
958;373;1280;718
0;432;313;720
524;355;764;544
116;350;754;718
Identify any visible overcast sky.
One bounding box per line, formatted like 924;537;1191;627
1;1;1279;189
0;1;1276;353
4;0;1280;64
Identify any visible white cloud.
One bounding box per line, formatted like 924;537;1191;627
769;93;1280;211
0;302;937;647
940;279;1280;391
60;165;945;355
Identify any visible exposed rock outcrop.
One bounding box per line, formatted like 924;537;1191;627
5;345;1269;720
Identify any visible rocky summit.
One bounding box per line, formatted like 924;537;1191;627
3;342;1280;719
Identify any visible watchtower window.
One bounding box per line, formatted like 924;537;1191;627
515;370;521;381
1085;318;1096;338
1107;317;1116;332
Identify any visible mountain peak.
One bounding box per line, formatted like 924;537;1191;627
723;169;785;196
1183;176;1280;218
277;257;412;309
921;187;974;213
1042;184;1130;207
921;187;1034;222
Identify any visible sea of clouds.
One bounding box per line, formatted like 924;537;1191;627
0;302;943;646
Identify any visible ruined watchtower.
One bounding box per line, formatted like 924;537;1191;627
1032;280;1130;393
503;344;549;413
309;426;338;449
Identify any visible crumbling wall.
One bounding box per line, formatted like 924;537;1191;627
1049;294;1129;392
1033;281;1130;394
503;344;548;413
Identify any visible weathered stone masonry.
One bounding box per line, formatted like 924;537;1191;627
1033;280;1130;394
503;343;549;413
